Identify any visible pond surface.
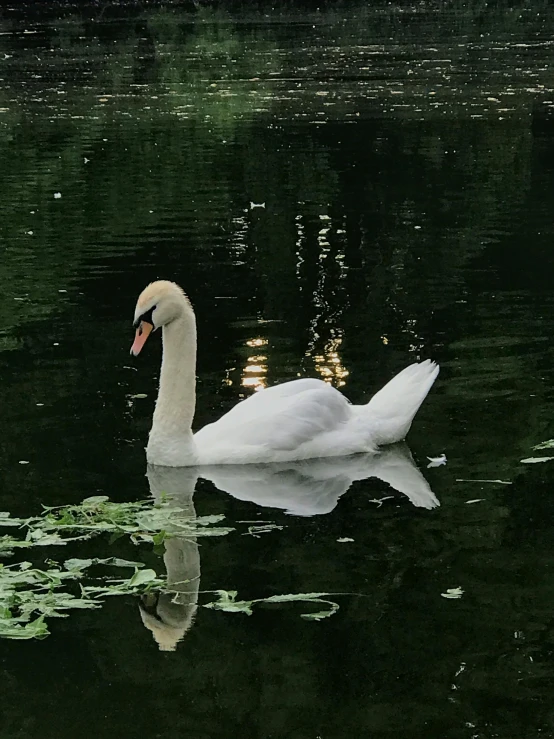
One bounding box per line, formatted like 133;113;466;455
2;2;554;737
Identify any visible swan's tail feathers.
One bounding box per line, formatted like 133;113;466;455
365;360;439;446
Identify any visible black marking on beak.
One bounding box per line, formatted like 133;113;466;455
133;305;156;329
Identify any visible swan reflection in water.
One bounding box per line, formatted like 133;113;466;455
139;444;438;651
139;466;200;652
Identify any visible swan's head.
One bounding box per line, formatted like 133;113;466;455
130;280;191;356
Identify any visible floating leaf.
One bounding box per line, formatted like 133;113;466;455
532;439;554;451
427;454;447;468
264;592;340;620
244;524;283;537
203;590;340;621
0;513;25;528
12;496;233;549
300;603;340;621
0;616;49;640
128;568;158;587
203;590;253;614
0;561;101;639
27;530;84;546
64;557;143;571
441;587;464;599
217;602;253;614
262;592;330;604
195;515;226;526
0;491;339;640
81;495;110;505
82;572;165;599
521;457;554;464
0;535;33;556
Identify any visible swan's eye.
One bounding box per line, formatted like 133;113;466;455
134;305;156;328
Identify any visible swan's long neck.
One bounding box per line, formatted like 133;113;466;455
150;308;197;443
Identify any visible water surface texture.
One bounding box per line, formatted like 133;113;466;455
2;3;554;738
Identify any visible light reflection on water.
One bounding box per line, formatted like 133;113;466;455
242;337;269;391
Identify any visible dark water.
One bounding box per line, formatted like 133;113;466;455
2;2;554;737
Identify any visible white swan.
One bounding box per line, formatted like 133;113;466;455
131;280;439;468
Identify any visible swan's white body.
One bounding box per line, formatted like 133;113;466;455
132;281;439;468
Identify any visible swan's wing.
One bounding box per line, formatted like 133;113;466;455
195;380;352;453
204;378;337;427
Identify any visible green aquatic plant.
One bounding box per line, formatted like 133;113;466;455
532;439;554;450
0;496;234;639
0;560;100;640
0;557;181;640
0;557;178;640
0;495;341;639
204;589;340;621
0;557;342;640
0;535;33;557
1;495;234;547
521;457;554;464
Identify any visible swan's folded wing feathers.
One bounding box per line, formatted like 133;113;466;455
195;378;344;435
255;388;350;451
210;377;337;428
195;384;351;453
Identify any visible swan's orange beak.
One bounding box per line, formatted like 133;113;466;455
130;321;153;356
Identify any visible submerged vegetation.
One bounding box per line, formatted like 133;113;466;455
0;496;340;639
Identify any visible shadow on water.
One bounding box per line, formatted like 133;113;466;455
1;2;554;738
